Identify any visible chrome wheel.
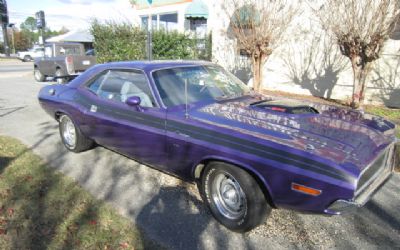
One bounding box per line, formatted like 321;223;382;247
61;116;76;149
211;172;247;220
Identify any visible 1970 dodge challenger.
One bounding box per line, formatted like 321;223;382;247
38;61;398;232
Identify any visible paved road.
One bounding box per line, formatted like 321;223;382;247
0;61;399;249
0;63;32;73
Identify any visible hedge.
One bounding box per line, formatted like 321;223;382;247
90;20;212;63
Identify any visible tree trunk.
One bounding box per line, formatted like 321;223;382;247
252;53;265;93
350;57;371;109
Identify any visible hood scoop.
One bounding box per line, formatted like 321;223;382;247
250;99;319;115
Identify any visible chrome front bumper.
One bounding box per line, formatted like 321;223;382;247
325;141;397;215
326;171;393;214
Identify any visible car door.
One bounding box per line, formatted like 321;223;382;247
38;45;55;75
76;69;167;168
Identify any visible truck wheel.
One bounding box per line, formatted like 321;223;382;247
34;68;45;82
200;162;271;232
55;69;66;84
23;55;32;62
59;114;94;153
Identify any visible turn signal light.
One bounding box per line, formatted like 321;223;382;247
291;183;322;196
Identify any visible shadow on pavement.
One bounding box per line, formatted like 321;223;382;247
0;107;26;118
136;185;213;250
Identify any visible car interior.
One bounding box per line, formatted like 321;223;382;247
91;70;155;108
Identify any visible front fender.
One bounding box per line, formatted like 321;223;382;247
192;155;277;207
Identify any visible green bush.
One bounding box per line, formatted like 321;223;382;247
90;20;147;63
152;30;195;59
90;20;212;63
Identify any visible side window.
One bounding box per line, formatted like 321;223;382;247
87;72;107;94
44;46;52;57
87;70;156;108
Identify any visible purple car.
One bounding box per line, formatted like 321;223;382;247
38;61;398;232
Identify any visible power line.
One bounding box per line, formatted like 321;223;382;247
9;11;90;20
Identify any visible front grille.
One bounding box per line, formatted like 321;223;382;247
356;145;394;196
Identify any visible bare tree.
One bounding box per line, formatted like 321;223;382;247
224;0;298;92
315;0;400;108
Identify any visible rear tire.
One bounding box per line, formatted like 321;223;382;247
55;69;66;84
34;68;45;82
23;55;32;62
200;162;271;232
59;114;94;153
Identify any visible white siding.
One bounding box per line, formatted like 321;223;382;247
210;1;400;107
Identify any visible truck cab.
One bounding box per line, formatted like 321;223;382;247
34;42;96;83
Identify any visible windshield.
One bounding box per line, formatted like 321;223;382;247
152;65;249;107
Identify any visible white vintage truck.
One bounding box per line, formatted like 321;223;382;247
17;47;44;62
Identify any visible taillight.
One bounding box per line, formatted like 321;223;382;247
66;55;73;64
65;56;74;74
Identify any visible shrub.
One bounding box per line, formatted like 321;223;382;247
90;20;212;63
90;20;146;63
152;29;195;60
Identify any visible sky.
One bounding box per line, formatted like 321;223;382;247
7;0;138;31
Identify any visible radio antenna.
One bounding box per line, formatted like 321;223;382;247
185;78;189;119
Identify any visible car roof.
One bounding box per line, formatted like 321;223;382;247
99;60;215;71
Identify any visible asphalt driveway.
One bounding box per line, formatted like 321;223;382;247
0;60;399;249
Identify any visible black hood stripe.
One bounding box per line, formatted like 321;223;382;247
73;93;353;182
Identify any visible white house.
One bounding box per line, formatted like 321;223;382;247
131;0;400;108
132;0;213;37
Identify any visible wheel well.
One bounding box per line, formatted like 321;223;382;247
55;111;64;122
194;159;276;208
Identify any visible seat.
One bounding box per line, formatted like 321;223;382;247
120;81;153;107
98;78;124;101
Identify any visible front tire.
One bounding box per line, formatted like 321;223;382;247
59;115;94;153
200;162;271;232
34;68;45;82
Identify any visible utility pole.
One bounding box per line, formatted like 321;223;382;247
8;23;14;54
146;0;153;61
35;10;45;45
0;0;10;57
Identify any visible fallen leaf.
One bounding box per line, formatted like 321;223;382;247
41;228;52;236
89;220;97;225
7;208;14;217
0;228;7;235
67;223;78;232
119;242;130;249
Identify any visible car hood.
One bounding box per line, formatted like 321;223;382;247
190;95;396;173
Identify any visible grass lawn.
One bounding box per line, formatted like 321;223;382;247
364;105;400;138
364;106;400;171
0;136;159;250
